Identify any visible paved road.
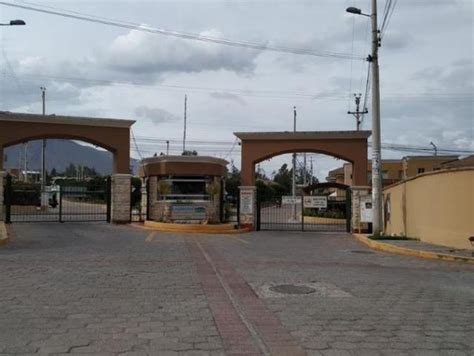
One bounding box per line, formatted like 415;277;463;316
9;200;107;223
0;223;473;355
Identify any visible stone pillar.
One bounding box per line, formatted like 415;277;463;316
140;178;148;220
111;174;131;224
0;171;4;222
351;186;371;233
239;185;256;230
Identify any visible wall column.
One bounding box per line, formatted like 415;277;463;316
111;173;131;223
141;178;148;220
239;185;256;230
351;186;371;233
0;171;4;222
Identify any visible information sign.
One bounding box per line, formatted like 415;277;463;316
303;196;328;208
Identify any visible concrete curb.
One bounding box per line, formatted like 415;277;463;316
0;222;10;246
131;221;251;235
353;234;474;265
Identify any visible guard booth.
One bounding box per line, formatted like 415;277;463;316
139;155;230;224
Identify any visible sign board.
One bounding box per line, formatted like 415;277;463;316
360;196;373;223
171;205;207;221
303;196;327;209
240;190;254;214
282;196;301;205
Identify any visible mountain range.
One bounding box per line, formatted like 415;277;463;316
4;139;139;175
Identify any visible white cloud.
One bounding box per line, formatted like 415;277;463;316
102;27;260;76
134;106;180;124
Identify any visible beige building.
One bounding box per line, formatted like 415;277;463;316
401;155;459;179
331;155;462;187
326;167;345;185
339;159;403;187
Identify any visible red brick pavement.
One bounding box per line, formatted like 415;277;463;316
187;238;305;356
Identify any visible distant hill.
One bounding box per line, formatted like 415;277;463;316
4;139;139;175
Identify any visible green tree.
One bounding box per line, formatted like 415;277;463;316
225;162;240;200
64;163;77;177
182;150;198;156
272;163;292;195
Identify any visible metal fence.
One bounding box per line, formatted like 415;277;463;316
4;175;111;223
130;178;147;222
257;193;351;232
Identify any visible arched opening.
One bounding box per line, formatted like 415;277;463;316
1;112;135;224
253;152;353;232
234;130;370;231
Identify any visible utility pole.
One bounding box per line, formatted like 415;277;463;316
430;141;437;156
291;106;298;222
166;140;170;155
292;106;297;198
346;0;383;235
370;0;383;235
183;94;187;153
40;87;47;207
310;156;313;186
347;93;368;130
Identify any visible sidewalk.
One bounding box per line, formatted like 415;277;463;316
354;234;474;264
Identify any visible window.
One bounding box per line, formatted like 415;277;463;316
417;168;425;174
398;170;403;179
159;176;211;201
382;170;389;179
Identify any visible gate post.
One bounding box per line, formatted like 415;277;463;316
346;188;352;233
59;184;63;223
0;171;5;222
238;185;257;230
106;177;112;223
1;173;11;223
111;174;131;224
351;186;371;233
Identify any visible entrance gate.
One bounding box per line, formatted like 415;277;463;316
4;175;111;223
256;185;351;232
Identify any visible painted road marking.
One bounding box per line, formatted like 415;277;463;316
145;232;156;242
223;234;250;245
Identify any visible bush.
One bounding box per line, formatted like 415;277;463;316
9;183;40;206
304;208;345;219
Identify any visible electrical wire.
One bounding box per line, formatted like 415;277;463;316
3;71;471;103
360;62;371;128
380;0;398;39
0;1;365;61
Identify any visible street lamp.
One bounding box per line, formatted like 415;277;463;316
346;7;370;17
347;0;384;236
0;19;26;26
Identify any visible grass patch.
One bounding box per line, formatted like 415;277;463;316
368;235;419;241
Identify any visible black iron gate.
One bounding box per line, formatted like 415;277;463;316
130;177;148;222
4;175;111;223
257;190;351;232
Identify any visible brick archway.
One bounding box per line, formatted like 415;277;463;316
234;131;371;230
0;112;133;174
0;112;135;223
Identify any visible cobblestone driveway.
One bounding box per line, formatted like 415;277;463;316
0;223;473;355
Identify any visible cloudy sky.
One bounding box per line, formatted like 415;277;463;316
0;0;472;179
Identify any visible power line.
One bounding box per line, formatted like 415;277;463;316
131;136;474;155
0;1;365;61
380;0;398;39
3;71;472;102
360;62;371;128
